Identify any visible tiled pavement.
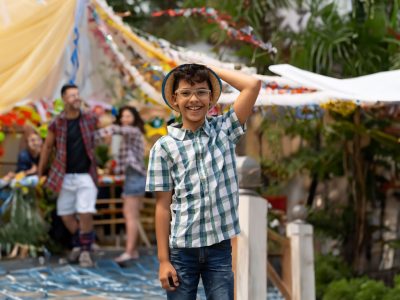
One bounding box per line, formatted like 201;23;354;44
0;248;283;299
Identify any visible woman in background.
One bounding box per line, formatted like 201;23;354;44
0;130;43;201
16;131;43;174
97;106;146;264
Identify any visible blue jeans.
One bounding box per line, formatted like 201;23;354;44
167;239;234;300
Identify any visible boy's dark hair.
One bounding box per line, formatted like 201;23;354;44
61;83;78;97
172;64;212;93
115;105;146;134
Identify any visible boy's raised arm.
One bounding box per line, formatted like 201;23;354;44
209;66;261;125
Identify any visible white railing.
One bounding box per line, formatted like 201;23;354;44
234;156;316;300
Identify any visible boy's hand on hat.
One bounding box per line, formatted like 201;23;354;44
159;261;179;291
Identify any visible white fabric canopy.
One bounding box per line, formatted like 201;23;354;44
219;90;328;107
221;64;400;106
269;64;400;103
2;0;398;112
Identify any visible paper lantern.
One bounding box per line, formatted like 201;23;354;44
8;112;17;120
29;112;41;124
54;98;64;114
0;132;5;142
1;115;12;126
20;110;32;119
93;105;105;116
38;124;48;139
144;123;167;138
16;118;26;126
150;117;163;129
111;107;118;117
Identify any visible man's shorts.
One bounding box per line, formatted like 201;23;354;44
57;174;97;216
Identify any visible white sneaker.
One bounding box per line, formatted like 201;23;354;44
67;247;81;264
79;251;94;268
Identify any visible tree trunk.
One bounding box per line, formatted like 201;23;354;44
352;107;367;272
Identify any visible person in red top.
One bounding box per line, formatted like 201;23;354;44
38;84;98;268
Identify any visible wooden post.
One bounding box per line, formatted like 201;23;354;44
236;190;267;300
287;222;315;300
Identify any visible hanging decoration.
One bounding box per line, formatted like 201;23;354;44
294;105;324;120
92;0;176;70
37;124;48;139
262;81;316;95
0;105;43;129
98;24;166;92
52;98;64;114
144;117;167;138
89;6;166;107
0;130;4;157
68;24;80;84
152;7;277;54
68;0;89;84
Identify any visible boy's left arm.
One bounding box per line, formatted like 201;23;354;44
209;66;261;124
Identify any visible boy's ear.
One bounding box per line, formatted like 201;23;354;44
172;95;178;106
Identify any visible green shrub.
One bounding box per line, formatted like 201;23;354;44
383;288;400;300
394;275;400;287
323;278;363;300
315;254;352;299
95;144;110;168
354;280;388;300
323;278;389;300
382;275;400;300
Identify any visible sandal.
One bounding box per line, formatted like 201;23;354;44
114;252;139;264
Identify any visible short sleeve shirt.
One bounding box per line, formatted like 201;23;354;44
146;107;246;248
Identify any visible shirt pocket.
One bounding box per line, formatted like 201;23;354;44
206;137;227;183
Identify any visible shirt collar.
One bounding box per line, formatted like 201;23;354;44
59;110;82;120
167;118;211;141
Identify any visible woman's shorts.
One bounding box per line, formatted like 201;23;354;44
123;167;146;197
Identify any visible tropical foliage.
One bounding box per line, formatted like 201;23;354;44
108;0;400;288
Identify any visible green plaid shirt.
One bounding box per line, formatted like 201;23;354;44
146;107;246;248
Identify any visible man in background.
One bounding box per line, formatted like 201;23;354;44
38;84;98;267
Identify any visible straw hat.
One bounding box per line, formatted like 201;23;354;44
162;64;222;111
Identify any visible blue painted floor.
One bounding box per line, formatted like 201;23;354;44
0;248;283;299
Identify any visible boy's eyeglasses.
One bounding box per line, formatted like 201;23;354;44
174;89;211;100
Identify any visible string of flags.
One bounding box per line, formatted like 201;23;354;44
152;7;277;54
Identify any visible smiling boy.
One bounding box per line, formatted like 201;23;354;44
146;64;261;299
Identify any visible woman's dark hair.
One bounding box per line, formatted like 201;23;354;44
172;64;212;93
115;106;145;134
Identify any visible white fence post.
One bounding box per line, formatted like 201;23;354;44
236;156;267;300
287;217;316;300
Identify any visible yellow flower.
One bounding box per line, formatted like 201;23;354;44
321;99;357;117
